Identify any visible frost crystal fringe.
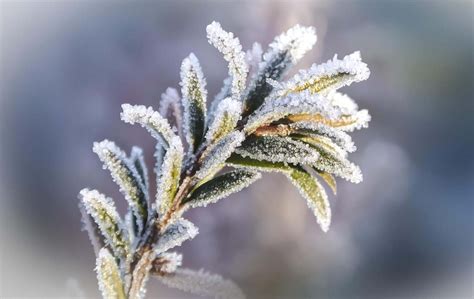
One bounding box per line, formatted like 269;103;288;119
207;21;249;101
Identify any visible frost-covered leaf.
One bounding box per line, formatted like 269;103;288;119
244;90;342;134
226;153;292;174
93;140;148;233
273;51;370;97
79;201;105;255
285;166;331;232
159;87;182;136
243;24;317;115
96;248;126;299
129;250;156;299
129;146;149;193
289;121;356;153
299;136;362;183
235;135;320;165
157;268;245;299
182;170;261;209
155;218;199;254
80;189;129;260
207;21;248;101
152;252;183;275
120;104;175;147
180;53;207;153
157;136;184;214
196;131;245;180
205;98;242;144
286;109;371;132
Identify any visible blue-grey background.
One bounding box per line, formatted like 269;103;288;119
1;1;473;298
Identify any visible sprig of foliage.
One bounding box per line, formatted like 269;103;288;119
79;21;370;299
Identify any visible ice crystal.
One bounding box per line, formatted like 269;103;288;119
79;21;371;299
180;53;208;153
154;218;198;254
158;268;245;299
207;21;248;101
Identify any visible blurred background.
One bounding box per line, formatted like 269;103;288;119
1;1;473;298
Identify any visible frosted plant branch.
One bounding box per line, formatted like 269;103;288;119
79;20;371;299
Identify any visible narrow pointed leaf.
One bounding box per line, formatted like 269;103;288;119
96;248;126;299
129;146;149;193
207;21;248;100
93;140;148;233
120;104;175;147
180;53;207;152
79;201;105;255
273;51;370;97
159;87;183;136
285;166;331;232
157;136;184;214
244;90;342;134
182;170;261;209
80;189;129;259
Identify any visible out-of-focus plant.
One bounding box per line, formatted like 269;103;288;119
78;21;370;299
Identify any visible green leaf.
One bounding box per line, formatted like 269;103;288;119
157;136;184;215
182;170;261;209
96;248;126;299
180;53;207;152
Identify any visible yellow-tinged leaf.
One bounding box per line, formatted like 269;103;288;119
286;167;331;232
96;248;126;299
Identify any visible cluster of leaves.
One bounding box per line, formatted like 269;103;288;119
79;21;370;299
